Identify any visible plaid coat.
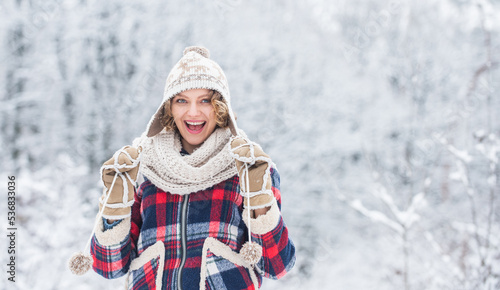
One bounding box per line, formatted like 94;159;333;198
91;167;295;289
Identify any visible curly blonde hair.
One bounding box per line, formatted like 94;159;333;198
160;90;230;131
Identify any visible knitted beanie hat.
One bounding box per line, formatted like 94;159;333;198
145;46;238;137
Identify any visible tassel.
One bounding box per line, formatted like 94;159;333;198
239;163;263;265
68;145;142;276
68;252;93;275
240;241;262;265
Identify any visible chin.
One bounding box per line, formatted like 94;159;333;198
186;137;204;146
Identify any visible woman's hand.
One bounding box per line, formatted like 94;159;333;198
230;137;274;217
99;146;141;219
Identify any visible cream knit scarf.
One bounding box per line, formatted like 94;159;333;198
138;127;238;195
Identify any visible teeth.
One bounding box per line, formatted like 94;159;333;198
186;121;205;125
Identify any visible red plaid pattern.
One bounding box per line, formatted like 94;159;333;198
91;168;295;289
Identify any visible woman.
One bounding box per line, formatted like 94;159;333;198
90;46;295;289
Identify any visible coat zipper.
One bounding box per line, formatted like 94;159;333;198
177;194;189;290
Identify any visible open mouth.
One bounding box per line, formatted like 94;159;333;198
185;120;206;134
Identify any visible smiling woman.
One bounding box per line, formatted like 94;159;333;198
161;89;230;154
77;46;296;290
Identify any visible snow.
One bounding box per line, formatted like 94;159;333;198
1;0;499;289
350;199;404;234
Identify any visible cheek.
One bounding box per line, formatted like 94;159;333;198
171;106;182;120
204;108;216;122
170;108;185;128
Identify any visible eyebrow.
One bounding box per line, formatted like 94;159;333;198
176;92;212;98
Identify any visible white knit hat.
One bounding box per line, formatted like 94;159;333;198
145;46;238;137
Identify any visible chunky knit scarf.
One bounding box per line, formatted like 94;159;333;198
138;128;238;195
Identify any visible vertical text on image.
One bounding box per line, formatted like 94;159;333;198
7;175;17;283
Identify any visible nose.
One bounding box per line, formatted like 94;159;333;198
187;102;200;117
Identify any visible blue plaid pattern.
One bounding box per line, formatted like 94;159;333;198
91;168;295;289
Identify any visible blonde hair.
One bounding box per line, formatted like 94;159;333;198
160;90;230;131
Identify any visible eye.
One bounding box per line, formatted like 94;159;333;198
175;98;187;103
201;98;211;104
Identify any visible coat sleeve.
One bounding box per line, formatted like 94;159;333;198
242;167;296;279
90;181;145;279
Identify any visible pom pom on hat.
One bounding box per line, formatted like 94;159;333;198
68;252;93;275
183;46;210;58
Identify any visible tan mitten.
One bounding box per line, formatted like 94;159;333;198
99;146;140;219
230;136;274;209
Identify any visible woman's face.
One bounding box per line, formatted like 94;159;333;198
171;88;217;153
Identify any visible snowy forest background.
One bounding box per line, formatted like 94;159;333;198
0;0;499;289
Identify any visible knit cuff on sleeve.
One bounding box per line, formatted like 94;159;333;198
95;217;131;246
242;198;280;235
